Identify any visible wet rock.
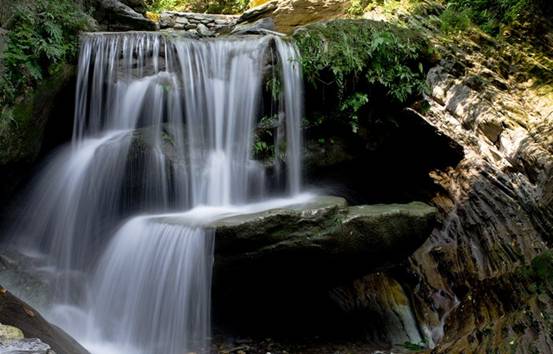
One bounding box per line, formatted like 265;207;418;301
119;0;146;13
159;196;436;276
0;289;87;354
90;0;157;31
330;273;424;346
231;17;276;35
0;250;53;310
211;198;436;272
160;196;437;334
0;338;53;354
197;23;214;37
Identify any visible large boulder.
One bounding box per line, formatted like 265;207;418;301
207;197;437;276
159;196;437;334
239;0;351;33
119;0;147;13
89;0;157;31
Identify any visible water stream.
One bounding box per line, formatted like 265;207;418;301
9;32;306;354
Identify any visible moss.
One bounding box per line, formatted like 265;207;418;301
0;64;74;165
531;251;553;285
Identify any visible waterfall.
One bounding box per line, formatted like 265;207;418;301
9;32;306;354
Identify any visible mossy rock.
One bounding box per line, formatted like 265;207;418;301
156;196;436;334
159;196;437;280
0;323;24;341
0;64;75;166
532;250;553;285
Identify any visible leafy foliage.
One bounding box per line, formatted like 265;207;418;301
340;92;368;133
0;0;89;107
347;0;372;15
294;20;431;103
439;5;471;33
531;251;553;286
445;0;553;35
145;0;249;14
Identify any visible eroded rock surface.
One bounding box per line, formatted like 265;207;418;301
239;0;350;33
335;6;553;351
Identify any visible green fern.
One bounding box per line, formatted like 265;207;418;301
294;20;430;104
0;0;89;107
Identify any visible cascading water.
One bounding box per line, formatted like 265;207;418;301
8;32;307;354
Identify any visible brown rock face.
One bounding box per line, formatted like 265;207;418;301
396;24;553;351
286;7;552;351
240;0;350;33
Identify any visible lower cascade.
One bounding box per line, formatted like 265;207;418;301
9;32;307;354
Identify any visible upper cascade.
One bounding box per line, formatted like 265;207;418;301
10;32;306;354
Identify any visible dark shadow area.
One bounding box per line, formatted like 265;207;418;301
303;107;464;205
0;74;76;229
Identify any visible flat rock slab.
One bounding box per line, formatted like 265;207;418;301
173;195;437;331
212;197;436;277
161;196;436;281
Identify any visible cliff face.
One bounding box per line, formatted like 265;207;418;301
270;0;552;349
406;21;553;352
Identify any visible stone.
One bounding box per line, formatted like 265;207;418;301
231;17;276;35
331;273;424;345
157;11;239;33
119;0;146;13
159;12;176;28
238;0;350;33
90;0;157;31
158;196;436;334
160;196;437;282
239;0;278;22
389;10;553;352
197;23;214;37
0;338;52;354
0;324;24;341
